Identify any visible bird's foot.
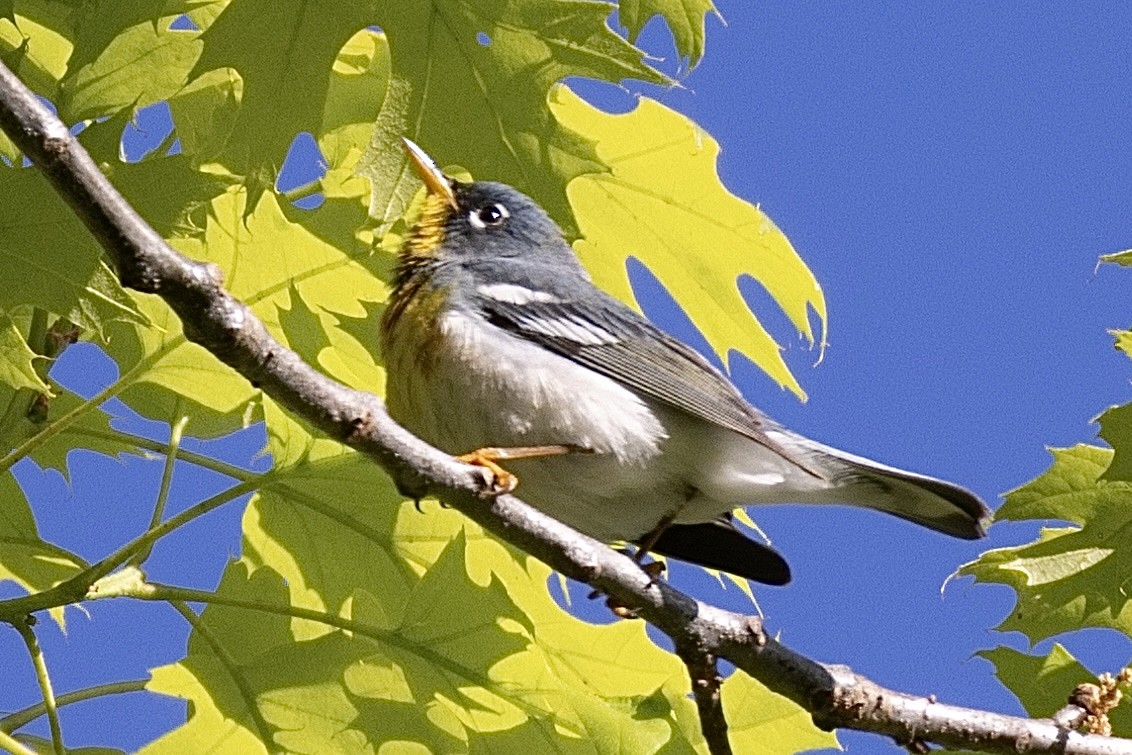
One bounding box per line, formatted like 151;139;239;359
457;444;589;496
587;550;668;620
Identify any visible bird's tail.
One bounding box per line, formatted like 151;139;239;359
789;436;991;539
649;518;792;585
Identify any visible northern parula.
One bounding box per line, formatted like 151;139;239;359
381;138;990;585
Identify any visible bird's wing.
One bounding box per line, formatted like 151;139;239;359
476;289;825;478
474;282;991;539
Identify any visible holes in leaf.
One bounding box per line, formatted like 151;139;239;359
168;15;200;31
277;132;328;210
122;102;175;163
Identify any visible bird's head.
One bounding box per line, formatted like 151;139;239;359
398;138;573;269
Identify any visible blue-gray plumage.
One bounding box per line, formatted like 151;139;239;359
381;139;991;585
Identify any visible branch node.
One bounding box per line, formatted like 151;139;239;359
744;615;767;646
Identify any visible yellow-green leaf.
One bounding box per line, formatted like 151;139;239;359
1097;402;1132;481
555;87;826;396
365;0;669;235
1110;328;1132;360
0;471;87;629
189;0;379;190
58;3;205;122
978;644;1132;737
723;671;839;753
617;0;716;66
960;445;1132;643
0;313;49;393
104;187;384;436
1100;249;1132;267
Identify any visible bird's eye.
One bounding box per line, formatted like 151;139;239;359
468;202;509;230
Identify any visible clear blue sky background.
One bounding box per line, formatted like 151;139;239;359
6;3;1132;752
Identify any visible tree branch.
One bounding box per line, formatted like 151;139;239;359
677;640;732;754
1;59;1129;754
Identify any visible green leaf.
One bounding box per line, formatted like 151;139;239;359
98;293;261;439
723;672;839;754
960;445;1132;643
995;445;1114;525
1110;328;1132;360
188;0;379;192
0;383;144;481
106;155;231;239
0;3;73;101
277;283;333;367
617;0;716;67
315;29;389;202
143;401;713;751
166;66;244;167
978;644;1132;737
142;661;267;753
556;88;826;397
364;0;669;236
1100;249;1132;267
0;470;87;629
0;121;18;161
148;539;532;750
0;313;49;393
103;187;384;436
57;2;206;122
1098;403;1132;481
0;168;148;338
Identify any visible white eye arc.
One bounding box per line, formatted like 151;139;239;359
468;202;510;230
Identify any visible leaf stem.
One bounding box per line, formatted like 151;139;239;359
0;356;148;475
166;601;275;743
12;618;63;755
129;411;189;566
0;679;148;733
66;425;262;481
0;728;36;755
279;177;322;202
0;478;261;619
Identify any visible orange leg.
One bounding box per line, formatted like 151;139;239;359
457;444;589;495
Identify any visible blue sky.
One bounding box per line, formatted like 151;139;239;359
6;3;1132;752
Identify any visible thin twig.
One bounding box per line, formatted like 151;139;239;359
0;479;260;619
0;679;148;733
0;729;36;755
11;619;63;755
130;411;190;566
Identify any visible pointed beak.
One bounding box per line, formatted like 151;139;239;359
401;138;458;209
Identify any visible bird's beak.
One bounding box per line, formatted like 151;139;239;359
401;138;458;210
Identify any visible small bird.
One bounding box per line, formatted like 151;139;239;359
381;138;991;585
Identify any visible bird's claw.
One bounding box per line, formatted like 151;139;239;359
589;553;666;620
457;444;589;497
457;450;519;497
